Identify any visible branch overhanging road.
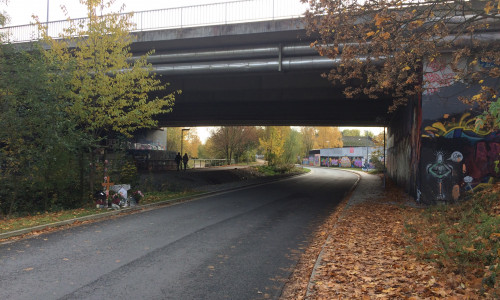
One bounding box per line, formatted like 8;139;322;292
0;168;358;300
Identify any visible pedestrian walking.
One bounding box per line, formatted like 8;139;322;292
175;152;182;171
182;153;189;171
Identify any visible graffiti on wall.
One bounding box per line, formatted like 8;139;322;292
339;157;351;168
426;151;455;200
423;58;455;95
421;112;500;202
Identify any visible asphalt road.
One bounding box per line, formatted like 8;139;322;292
0;168;358;300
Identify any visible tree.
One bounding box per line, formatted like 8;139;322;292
372;131;386;147
0;45;82;215
184;129;202;158
209;126;258;163
300;127;317;157
260;127;290;165
363;130;375;138
39;0;177;194
314;127;343;149
166;128;182;153
342;129;361;137
283;129;303;164
302;0;500;128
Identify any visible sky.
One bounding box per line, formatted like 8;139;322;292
1;0;384;143
1;0;241;26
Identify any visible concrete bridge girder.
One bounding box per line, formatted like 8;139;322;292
127;19;393;127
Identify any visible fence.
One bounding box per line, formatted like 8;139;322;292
137;158;234;171
190;159;235;169
0;0;307;43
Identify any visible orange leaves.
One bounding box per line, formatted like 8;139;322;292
374;13;390;27
484;1;495;14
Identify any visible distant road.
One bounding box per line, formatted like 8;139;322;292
0;168;357;300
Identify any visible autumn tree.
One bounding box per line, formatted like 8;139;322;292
166;127;182;153
302;0;500;128
300;127;317;158
260;126;290;165
209;126;258;163
39;0;177;194
184;129;202;158
314;127;343;149
372;131;386;147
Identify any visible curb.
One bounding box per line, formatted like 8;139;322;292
0;171;310;241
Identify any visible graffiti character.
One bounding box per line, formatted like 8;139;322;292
426;152;453;201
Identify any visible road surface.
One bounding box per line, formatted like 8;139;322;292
0;168;357;300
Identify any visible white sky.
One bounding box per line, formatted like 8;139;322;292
1;1;384;143
1;0;239;26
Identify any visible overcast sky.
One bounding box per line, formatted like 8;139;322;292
1;0;240;26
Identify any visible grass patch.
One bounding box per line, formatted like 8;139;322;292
254;164;310;176
0;190;203;234
404;183;500;296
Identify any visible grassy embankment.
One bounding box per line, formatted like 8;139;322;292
404;183;500;296
1;165;309;234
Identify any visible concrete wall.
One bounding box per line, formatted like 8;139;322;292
386;95;421;196
417;56;500;204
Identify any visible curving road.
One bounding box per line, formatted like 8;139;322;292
0;168;357;300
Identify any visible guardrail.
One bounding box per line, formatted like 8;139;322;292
0;0;307;43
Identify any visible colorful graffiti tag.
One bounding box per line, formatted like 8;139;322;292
421;112;500;202
340;157;351;168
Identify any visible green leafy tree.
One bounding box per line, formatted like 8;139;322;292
38;0;178;194
283;129;303;164
342;129;361;137
0;45;82;215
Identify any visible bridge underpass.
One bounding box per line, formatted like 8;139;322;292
10;5;497;204
125;19;394;127
157;71;393;127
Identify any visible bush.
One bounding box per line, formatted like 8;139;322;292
255;164;297;176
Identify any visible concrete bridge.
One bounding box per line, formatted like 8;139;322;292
2;1;499;204
3;1;393;127
129;18;393;127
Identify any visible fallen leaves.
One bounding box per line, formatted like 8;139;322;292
281;179;498;299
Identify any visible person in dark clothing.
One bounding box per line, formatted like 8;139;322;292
182;153;189;171
175;152;182;171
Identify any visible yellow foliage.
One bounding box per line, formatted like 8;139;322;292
484;1;494;14
259;127;290;162
39;0;177;139
314;127;343;149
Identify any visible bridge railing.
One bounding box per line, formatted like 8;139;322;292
0;0;307;43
